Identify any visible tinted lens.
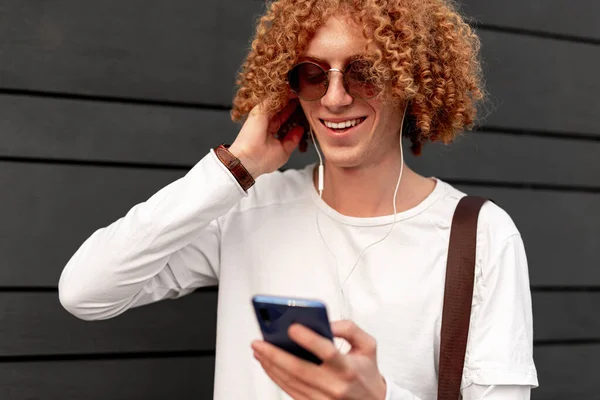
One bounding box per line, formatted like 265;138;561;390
289;62;328;101
345;60;380;99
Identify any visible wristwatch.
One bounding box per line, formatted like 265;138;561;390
213;144;255;191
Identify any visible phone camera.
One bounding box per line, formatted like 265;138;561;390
259;307;271;326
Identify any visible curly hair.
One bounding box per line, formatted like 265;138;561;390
231;0;484;155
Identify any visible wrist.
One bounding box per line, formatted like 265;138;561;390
227;143;262;178
214;144;256;191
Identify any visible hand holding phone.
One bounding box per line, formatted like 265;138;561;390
252;295;333;364
252;298;388;399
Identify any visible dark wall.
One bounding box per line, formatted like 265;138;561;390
0;1;598;399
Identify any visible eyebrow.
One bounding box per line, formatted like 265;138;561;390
298;54;365;66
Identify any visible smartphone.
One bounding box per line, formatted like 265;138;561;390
252;295;333;364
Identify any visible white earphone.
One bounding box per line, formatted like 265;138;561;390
311;103;409;321
309;128;325;197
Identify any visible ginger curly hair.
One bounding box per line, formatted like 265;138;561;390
231;0;484;155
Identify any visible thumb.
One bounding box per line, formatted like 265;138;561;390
331;320;377;355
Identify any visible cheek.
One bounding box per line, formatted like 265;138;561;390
366;101;387;135
299;102;319;129
379;104;404;131
299;101;315;115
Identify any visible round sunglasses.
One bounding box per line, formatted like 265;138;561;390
287;59;381;101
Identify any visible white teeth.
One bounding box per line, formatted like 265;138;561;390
323;118;363;129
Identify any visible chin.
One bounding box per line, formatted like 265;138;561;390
320;144;367;169
312;117;378;169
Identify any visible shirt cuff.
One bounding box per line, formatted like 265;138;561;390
383;375;422;400
209;148;249;196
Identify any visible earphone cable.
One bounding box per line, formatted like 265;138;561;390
312;104;408;322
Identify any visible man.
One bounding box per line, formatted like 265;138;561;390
59;0;538;398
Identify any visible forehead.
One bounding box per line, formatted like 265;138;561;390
300;16;373;65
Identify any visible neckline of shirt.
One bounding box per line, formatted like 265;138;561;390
300;163;446;227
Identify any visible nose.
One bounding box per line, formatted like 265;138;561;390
320;70;353;110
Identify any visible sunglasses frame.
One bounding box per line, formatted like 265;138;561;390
287;59;380;102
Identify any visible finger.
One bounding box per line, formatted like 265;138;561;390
253;340;330;391
288;324;348;370
248;101;267;118
280;125;304;155
255;351;318;400
268;100;299;134
256;355;311;399
252;340;316;379
331;320;377;355
254;339;349;400
298;133;309;153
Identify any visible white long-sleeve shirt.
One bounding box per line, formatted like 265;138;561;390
59;150;538;399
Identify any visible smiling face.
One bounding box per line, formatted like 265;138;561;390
297;15;406;169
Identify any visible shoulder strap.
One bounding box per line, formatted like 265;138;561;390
437;196;488;400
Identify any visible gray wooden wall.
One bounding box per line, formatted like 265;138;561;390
0;1;598;399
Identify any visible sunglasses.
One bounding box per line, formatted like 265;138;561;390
287;59;381;101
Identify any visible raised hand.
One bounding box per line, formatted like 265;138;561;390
228;99;306;179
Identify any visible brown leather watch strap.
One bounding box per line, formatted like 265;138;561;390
214;144;255;191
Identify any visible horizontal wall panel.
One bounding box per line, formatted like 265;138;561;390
455;186;600;287
0;95;240;164
0;0;265;105
0;356;214;400
1;162;599;287
0;347;596;399
479;30;600;137
0;347;595;399
1;95;599;188
1;3;599;137
533;292;600;341
0;162;185;287
0;292;217;357
534;345;600;399
0;291;595;357
404;132;600;188
461;0;600;41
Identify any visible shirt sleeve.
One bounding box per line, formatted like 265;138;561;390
463;383;530;399
462;230;539;388
383;379;531;400
383;375;424;400
58;150;247;320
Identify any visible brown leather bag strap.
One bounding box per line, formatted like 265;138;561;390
438;196;488;400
